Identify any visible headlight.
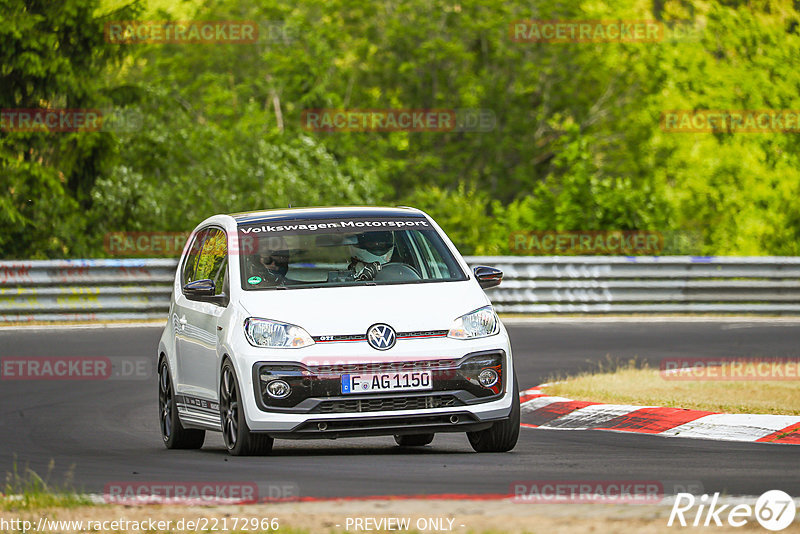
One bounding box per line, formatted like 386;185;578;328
447;306;499;339
244;318;314;348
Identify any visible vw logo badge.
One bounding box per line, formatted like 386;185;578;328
367;323;396;351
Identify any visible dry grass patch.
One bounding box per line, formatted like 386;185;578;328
546;361;800;415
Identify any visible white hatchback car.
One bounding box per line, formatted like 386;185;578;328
157;207;519;455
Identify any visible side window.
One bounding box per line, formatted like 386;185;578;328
195;229;228;296
409;230;460;279
213;256;228;296
413;231;444;278
182;229;208;286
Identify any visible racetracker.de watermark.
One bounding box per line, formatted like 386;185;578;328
0;108;143;133
104;21;258;44
511;480;704;503
510;20;702;43
1;109;102;132
660;358;800;381
509;230;663;255
0;357;152;381
510;20;661;42
104;232;190;257
104;231;263;257
301;109;495;132
103;481;299;504
661;110;800;133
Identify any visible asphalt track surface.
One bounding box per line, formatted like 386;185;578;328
1;320;799;498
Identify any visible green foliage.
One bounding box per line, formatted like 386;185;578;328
0;0;140;258
88;88;387;246
2;0;799;258
402;185;494;255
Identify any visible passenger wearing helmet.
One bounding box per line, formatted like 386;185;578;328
250;236;290;285
349;231;395;281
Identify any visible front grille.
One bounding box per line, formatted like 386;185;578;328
312;394;461;414
308;358;457;375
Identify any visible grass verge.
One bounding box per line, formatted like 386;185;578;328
2;461;91;511
2;500;784;534
3;464;798;533
545;359;800;415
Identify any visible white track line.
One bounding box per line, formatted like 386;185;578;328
659;413;800;442
0;321;165;331
520;396;573;413
541;404;654;430
501;316;800;324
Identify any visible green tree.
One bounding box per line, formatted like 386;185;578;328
0;0;140;258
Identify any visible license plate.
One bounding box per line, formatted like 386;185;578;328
341;371;433;394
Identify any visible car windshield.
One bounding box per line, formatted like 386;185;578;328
237;217;467;290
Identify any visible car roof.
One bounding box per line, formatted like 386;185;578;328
231;206;424;225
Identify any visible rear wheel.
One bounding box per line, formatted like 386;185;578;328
467;375;520;453
159;359;205;449
220;360;274;456
394;433;434;447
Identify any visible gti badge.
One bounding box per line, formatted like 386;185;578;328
367;323;396;350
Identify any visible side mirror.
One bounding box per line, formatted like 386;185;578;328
183;279;228;306
473;266;503;289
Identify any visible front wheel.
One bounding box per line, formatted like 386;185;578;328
219;360;274;456
159;359;205;449
467;375;520;453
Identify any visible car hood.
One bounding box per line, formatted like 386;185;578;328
237;281;489;336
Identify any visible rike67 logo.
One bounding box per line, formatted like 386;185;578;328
668;490;796;531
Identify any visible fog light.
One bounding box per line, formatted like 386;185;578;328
266;379;291;398
478;368;499;388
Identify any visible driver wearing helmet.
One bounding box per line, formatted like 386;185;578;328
250;236;290;285
349;231;395;281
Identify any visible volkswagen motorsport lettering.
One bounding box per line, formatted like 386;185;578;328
239;218;430;235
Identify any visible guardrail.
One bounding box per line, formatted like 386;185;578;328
1;257;799;321
0;259;176;322
470;256;800;314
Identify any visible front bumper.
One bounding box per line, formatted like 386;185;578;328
252;350;505;413
269;411;500;439
233;331;516;435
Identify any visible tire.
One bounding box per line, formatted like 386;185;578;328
467;375;520;453
159;359;205;449
394;433;434;447
220;359;274;456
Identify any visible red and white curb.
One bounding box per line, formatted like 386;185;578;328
519;387;800;444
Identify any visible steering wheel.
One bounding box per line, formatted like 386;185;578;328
375;263;421;282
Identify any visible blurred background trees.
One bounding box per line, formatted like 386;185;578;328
2;0;799;258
